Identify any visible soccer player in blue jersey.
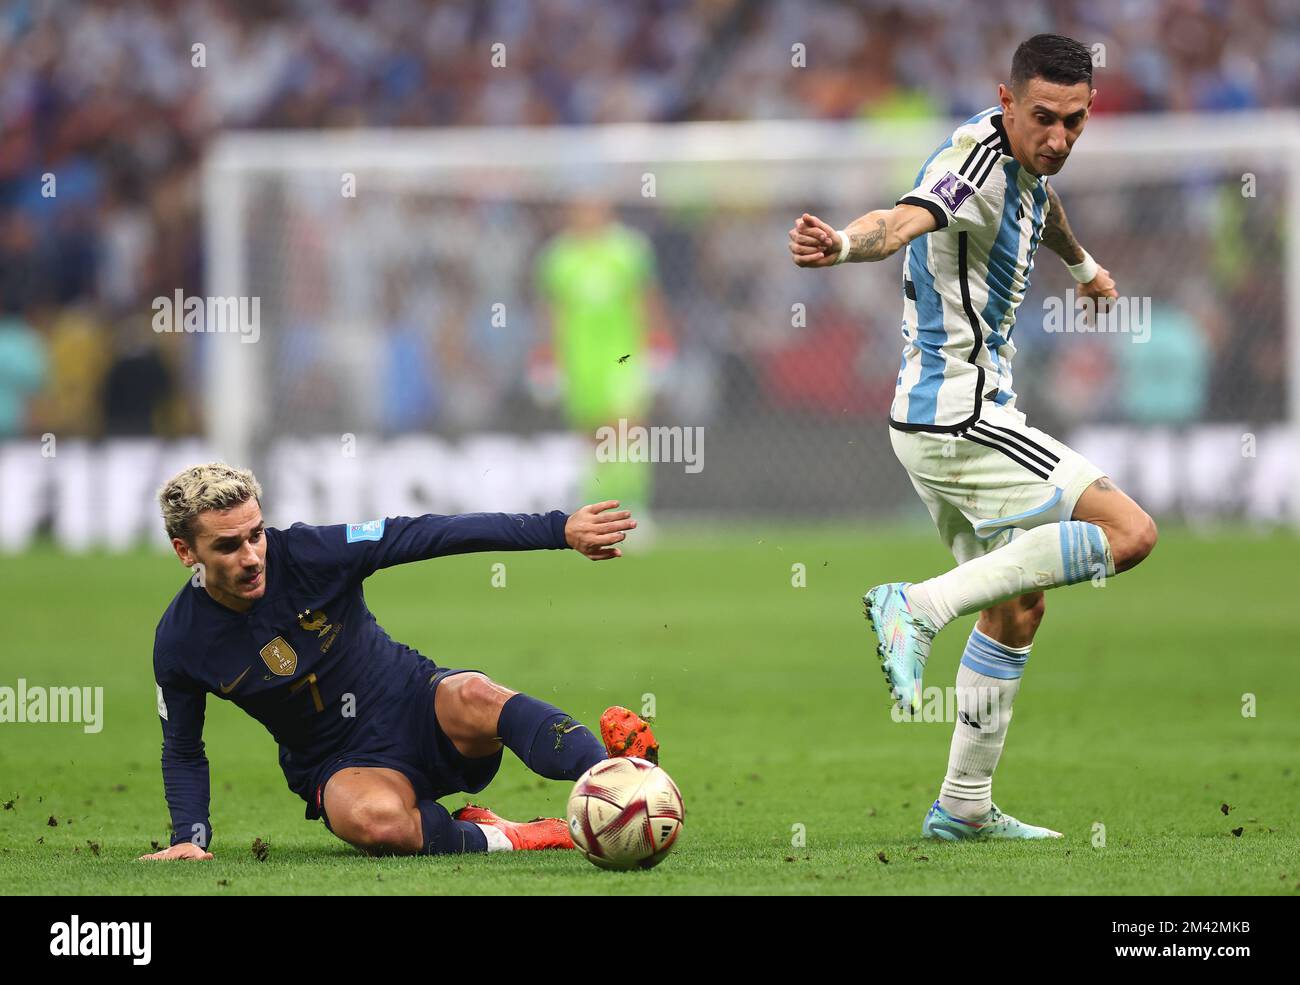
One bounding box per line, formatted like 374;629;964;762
139;463;659;860
789;35;1158;840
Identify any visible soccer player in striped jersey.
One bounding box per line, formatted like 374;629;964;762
789;34;1158;841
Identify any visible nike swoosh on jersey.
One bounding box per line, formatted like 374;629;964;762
219;666;252;694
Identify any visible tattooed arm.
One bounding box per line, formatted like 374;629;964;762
1042;183;1119;307
789;205;936;268
1041;183;1086;264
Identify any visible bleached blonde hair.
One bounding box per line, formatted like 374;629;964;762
158;463;263;543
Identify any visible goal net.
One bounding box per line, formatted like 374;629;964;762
202;113;1300;527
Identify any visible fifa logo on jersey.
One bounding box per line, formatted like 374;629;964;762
259;636;298;676
1042;289;1151;344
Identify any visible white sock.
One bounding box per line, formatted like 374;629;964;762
476;824;514;852
939;628;1031;820
907;521;1114;632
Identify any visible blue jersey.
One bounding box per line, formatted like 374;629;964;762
152;511;569;847
892;107;1050;432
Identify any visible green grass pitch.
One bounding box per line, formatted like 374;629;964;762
1;525;1297;895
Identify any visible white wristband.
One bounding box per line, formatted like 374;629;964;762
1066;250;1098;283
833;229;851;265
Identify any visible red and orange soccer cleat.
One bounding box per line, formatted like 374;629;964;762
599;706;660;764
452;804;574;850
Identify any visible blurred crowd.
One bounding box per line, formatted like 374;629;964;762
0;0;1295;439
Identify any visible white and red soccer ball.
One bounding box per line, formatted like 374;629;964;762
567;757;684;870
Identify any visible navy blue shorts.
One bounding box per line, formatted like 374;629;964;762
280;657;503;830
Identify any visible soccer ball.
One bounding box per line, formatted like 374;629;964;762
567;757;684;870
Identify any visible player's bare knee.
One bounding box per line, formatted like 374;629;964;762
446;672;509;716
438;672;515;742
1136;513;1159;563
346;798;419;855
1110;511;1158;572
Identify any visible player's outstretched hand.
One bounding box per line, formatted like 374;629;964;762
566;500;636;560
138;842;213;861
789;213;841;268
1077;265;1118;322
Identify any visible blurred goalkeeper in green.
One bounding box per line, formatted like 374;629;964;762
536;197;670;527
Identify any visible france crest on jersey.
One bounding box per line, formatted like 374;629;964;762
890;107;1050;433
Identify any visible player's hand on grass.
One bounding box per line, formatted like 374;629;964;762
566;500;636;560
789;213;841;267
1077;265;1118;321
138;842;213;861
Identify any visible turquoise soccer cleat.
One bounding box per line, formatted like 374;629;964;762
921;799;1064;841
862;582;937;714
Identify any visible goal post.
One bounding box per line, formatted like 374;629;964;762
201;112;1300;527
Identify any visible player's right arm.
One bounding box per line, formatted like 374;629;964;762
788;205;937;267
283;507;635;594
793;131;1013;270
140;653;214;861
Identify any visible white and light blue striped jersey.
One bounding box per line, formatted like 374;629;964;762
890;107;1050;433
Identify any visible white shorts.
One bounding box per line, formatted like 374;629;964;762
889;403;1105;565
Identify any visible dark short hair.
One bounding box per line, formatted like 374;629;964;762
1010;34;1093;92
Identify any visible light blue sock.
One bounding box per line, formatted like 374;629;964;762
1057;520;1115;586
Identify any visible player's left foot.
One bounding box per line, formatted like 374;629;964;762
863;582;938;714
452;804;574;850
920;799;1063;841
599;706;659;764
